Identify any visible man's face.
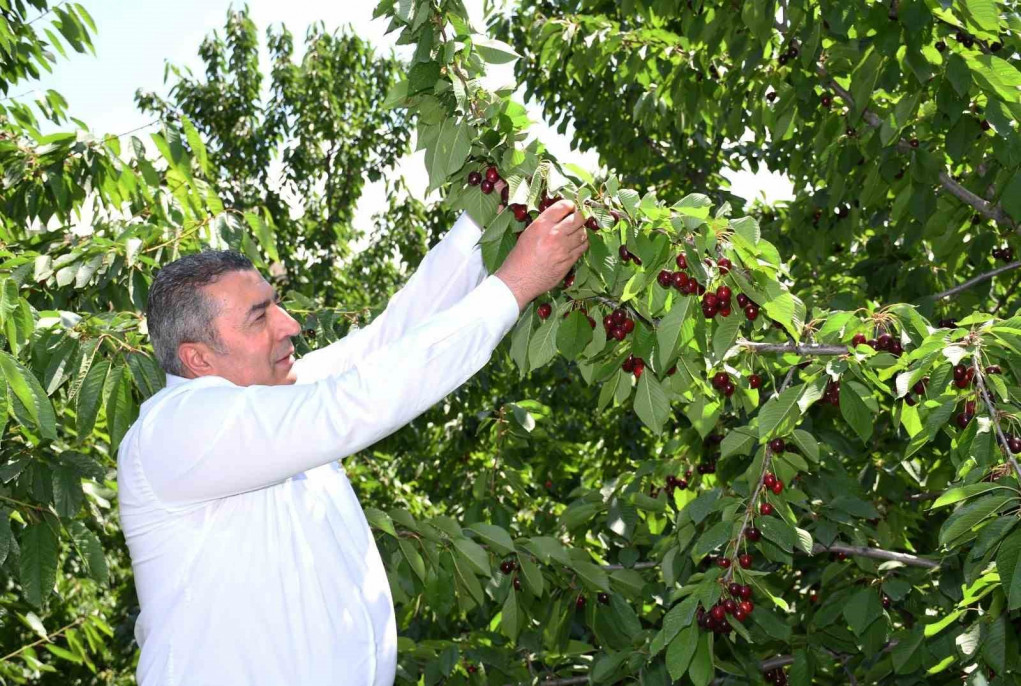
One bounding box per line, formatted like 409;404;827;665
192;269;302;386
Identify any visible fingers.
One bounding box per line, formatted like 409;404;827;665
554;210;586;236
543;199;577;224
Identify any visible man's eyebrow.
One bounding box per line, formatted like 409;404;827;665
246;292;281;320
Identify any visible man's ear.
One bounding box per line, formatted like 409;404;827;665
178;342;217;378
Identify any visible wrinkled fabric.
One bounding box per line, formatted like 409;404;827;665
118;213;519;686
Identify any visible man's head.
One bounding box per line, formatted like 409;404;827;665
147;250;301;387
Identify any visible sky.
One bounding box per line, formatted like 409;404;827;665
22;0;793;232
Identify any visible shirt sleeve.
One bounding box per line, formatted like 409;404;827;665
292;212;487;384
137;274;520;506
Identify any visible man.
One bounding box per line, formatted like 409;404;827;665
117;199;589;686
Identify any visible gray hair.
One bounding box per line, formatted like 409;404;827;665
146;250;255;376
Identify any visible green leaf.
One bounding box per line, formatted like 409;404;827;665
52;466;84;518
758;384;805;438
655;296;691;369
398;538;426;582
407;60;441;95
557;310;592;361
843;588;882;636
839;380;876;442
688;632;714;686
572;560;610;592
666;625;698;681
964;0;1000;32
996;529;1021;611
453;537;491;577
939;495;1015;547
759;516;796;553
501;589;520;640
0;352;57;441
105;363;135;453
517;552;544;596
633;373;670;434
467;523;515;555
474;36;519;64
694;520;732;556
930;483;1011;509
75;359;109;438
528;316;559;371
426;118;473;190
19;520;59;607
66;521;107;585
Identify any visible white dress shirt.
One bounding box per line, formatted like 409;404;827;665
117;213;520;686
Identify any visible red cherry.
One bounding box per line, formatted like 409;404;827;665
623;318;635;333
512;204;529;221
672;271;689;290
710;605;726;621
771;480;784;495
955;412;973;428
718;258;732;274
739;554;753;568
718;557;732;569
633;360;645;379
723;382;735;397
913;380;927;395
966;400;976;414
585;216;600;231
658;270;673;288
563;272;575;288
467;664;478;674
882;594;891;609
744;304;759;320
667;365;677;376
609;210;621;224
723;598;738;613
734;608;748;622
575;594;586;610
749;374;762;389
676;254;687;269
485;166;500;183
611;326;627;341
877;333;893;350
597;592;610;605
611;309;627;325
467;171;482;186
760;503;774;515
809;591;819;603
745;526;762;542
501;184;509;204
769;438;786;453
1006;436;1021;453
703;292;719;309
513;576;522;591
618;245;630;261
602;315;614;330
738;585;752;600
713;372;730;388
622;355;635;373
719;305;732;317
736;293;750;307
716;285;732;301
851;333;867;346
739;600;753;614
537;303;552;319
953;364;967;381
544;479;553;489
905;395;917;406
702;304;718;319
763;473;777;489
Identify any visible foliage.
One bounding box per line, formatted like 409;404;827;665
1;0;1021;685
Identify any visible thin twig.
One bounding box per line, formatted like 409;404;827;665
739;340;848;356
810;542;938;569
0;617;83;662
972;353;1021;483
931;260;1021;300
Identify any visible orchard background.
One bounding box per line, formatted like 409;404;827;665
1;0;1021;684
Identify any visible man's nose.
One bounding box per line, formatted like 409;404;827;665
277;307;302;338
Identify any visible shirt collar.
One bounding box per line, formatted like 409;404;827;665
165;374;189;388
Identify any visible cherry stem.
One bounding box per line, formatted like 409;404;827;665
971;353;1021;484
931;259;1021;301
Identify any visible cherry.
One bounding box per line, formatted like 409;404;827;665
467;171;482;186
703;292;719;309
611;309;627;326
738;586;752;600
718;258;732;274
733;608;748;622
622;355;635;373
304;328;316;338
766;91;777;102
723;382;735;397
597;592;610;605
981;120;991;132
966;399;976;414
771;480;784;495
1007;436;1021;454
739;600;753;614
602;315;614;330
820;93;833;108
658;270;673;288
585;216;599;231
623;318;635;334
511;204;528;222
702;303;718;319
618;245;630;261
953;364;967;381
575;594;586;610
611;326;627;341
876;333;892;350
745;304;759;321
745;526;762;542
537;303;552;320
633;359;645;379
480;179;494;194
881;594;891;610
710;605;727;621
851;333;867;346
563;272;575;288
846;127;857;137
544;479;553;489
739;554;753;568
609;209;621;225
718;557;732;569
713;371;730;388
513;576;522;591
677;478;688;489
749;374;762;389
501;185;509;204
717;285;732;301
913;379;927;395
723;598;738;613
676;254;688;269
728;582;742;596
935;40;946;52
763;473;777;489
485;166;500;183
760;502;774;515
500;560;515;574
905;395;917;406
736;293;750;308
668;365;677;376
909;138;920;148
769;438;786;453
467;664;478;674
809;591;819;603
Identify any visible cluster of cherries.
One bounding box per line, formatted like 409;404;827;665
764;667;789;686
851;331;904;356
776;39;799;65
621;354;646;379
696;582;755;633
500;559;524;591
574;592;610;610
649;470;692;498
618;245;643;266
993;246;1015;262
467;165;502;195
602;307;637;342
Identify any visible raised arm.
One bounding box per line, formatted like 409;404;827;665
293;211;488;383
136;275;520;505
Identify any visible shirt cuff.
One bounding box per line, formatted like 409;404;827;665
472;274;521;334
446;211;483;258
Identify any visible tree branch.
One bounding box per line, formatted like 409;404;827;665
810;542;939;569
738;340;848;356
972;353;1021;483
818;67;1016;233
930;260;1021;300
